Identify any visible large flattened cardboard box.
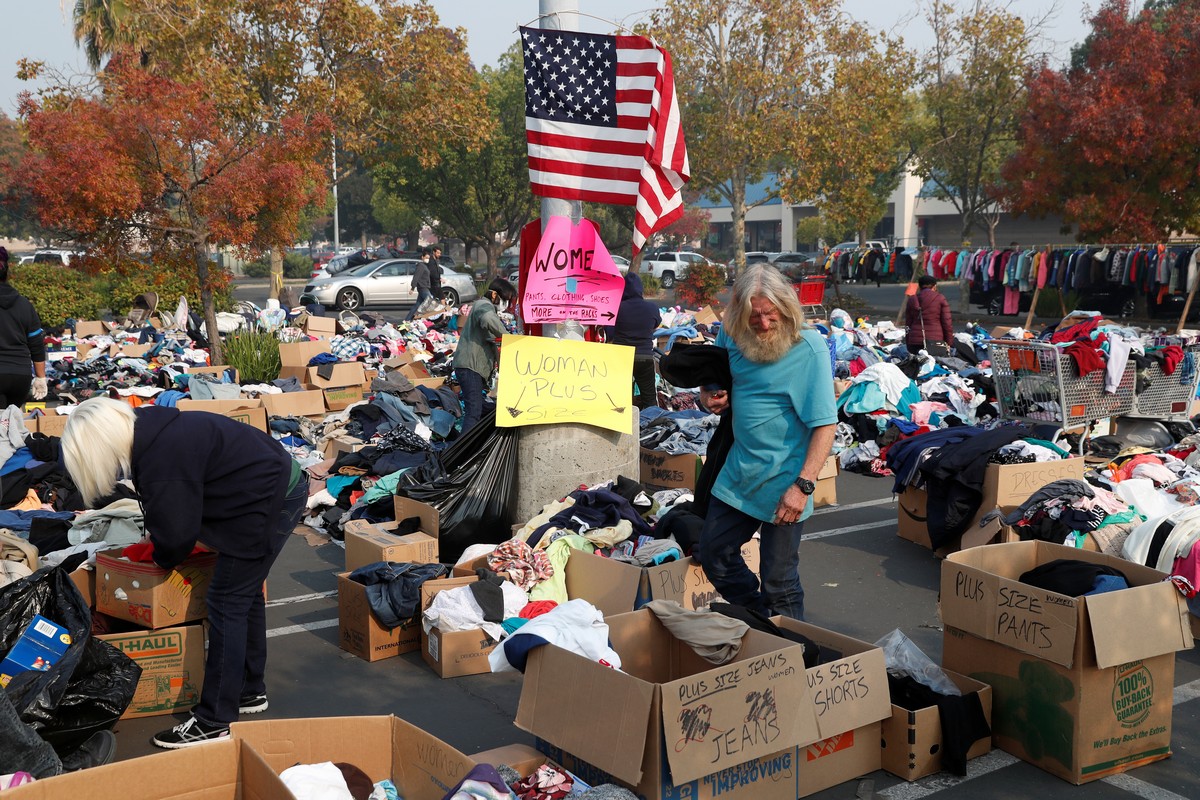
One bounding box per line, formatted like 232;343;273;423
880;668;993;781
98;621;204;719
1;738;287;799
940;541;1193;784
563;539;761;616
96;548;217;629
897;457;1086;553
233;715;476;800
771;617;892;797
518;608;821;800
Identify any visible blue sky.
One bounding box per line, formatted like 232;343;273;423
1;1;1092;116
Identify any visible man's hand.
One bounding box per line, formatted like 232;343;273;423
699;387;730;414
30;377;48;400
774;483;807;527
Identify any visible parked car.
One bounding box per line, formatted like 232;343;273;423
970;281;1144;319
639;251;720;289
830;240;887;254
770;251;826;279
299;259;478;311
30;249;81;267
310;252;354;280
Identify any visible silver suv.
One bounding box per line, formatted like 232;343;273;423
639;251;718;289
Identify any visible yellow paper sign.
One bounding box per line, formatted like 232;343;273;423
496;334;634;433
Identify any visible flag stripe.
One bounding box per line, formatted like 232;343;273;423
521;26;689;257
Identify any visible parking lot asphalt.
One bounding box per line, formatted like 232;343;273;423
101;468;1200;799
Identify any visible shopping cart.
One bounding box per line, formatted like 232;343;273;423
795;276;827;320
988;340;1136;433
1124;337;1200;421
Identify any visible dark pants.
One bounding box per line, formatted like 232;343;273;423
194;474;307;727
0;373;32;409
458;367;487;434
405;288;432;321
699;496;805;620
632;355;657;409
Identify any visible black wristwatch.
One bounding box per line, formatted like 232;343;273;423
794;477;816;495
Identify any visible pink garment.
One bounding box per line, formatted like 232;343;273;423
1131;462;1178;487
1003;286;1021;315
1171;544;1200;594
1117;454;1167;482
1036;251;1049;288
908;401;950;426
1078;486;1134;516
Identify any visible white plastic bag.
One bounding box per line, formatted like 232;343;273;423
874;629;960;695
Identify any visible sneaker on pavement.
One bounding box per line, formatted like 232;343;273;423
151;716;230;749
60;730;117;771
238;694;269;714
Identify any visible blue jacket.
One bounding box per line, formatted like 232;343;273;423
605;273;661;358
131;406;292;569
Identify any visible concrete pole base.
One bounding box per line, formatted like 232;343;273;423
515;410;641;522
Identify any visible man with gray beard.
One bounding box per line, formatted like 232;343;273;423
698;264;837;620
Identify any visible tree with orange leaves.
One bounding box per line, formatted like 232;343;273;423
18;55;329;363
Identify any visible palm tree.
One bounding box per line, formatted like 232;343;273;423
72;0;138;70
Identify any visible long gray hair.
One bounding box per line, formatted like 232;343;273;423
722;263;805;347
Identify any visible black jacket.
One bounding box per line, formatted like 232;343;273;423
131;406;292;569
604;273;661;358
0;283;45;375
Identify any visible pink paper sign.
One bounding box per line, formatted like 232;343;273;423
521;216;624;324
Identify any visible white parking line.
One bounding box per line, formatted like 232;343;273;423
266;619;340;638
813;497;895;515
1102;774;1193;800
265;590;337;608
802;520;894;540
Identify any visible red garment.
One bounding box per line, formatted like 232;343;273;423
1050;317;1101;344
122;542;206;563
1064;340;1106;376
519;601;558;619
1159;345;1184;375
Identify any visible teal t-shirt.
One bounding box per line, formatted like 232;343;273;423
712;327;838;523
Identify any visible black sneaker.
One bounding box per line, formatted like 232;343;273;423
60;730;117;771
151;716;230;749
238;694;269;714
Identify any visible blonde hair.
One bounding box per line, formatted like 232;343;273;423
722;263;805;346
61;397;136;508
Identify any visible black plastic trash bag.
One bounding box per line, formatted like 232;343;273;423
0;566;141;753
395;409;519;562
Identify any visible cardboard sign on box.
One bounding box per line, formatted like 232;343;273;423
941;541;1193;784
31;412;69;438
0;738;289;799
517;608;820;792
232;715;476;800
880;668;993;781
343;519;438;572
98;621;204;719
96;549;217;629
639;447;701;490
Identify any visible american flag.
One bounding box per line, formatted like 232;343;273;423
520;26;689;256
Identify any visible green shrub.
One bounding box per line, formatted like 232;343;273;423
108;265;235;318
244;253;311;279
222;330;282;383
640;273;662;296
13;265;108;326
677;261;725;308
243;259;271;278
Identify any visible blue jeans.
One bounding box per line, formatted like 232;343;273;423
405;288;432;321
457;367;487;435
699;496;805;620
194;474;307;727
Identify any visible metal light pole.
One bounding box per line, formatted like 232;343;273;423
539;0;582;234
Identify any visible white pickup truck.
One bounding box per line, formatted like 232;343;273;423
639;251;719;288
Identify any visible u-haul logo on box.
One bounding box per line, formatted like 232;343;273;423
806;729;855;761
113;632;184;659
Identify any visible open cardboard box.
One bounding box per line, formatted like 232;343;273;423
420;570;500;679
518;607;820;799
277;340;331;381
177;399;268;432
880;668;993;781
233;715;475;800
2;738;287;799
96;548;217;629
261;389;327;418
941;541;1193;783
343;518;438;572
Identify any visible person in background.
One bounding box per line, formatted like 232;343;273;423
604;272;661;408
698;264;837;620
429;245;444;302
61;397;307;748
406;251;432;322
0;247;47;406
904;274;953;356
452;277;517;434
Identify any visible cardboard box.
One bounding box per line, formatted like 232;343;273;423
639;447;702;491
896;458;1086;553
422;624;498;679
518;607;821;796
1;738;288;799
343;519;438;572
693;306;720;326
69;565;95;607
261;389;327;418
118;342;154;358
306;361;366;391
880;669;993;781
177;399;268;433
324;385;364;411
0;615;72;688
941;541;1193;783
187;365;238;382
813;454;838;508
232;715;476;800
32;412;69;438
322;435;368;459
278;340;331;381
303;314;339;337
98;621;204;718
96;548;218;629
394;495;440;537
73;320;109;337
336;572;423;660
